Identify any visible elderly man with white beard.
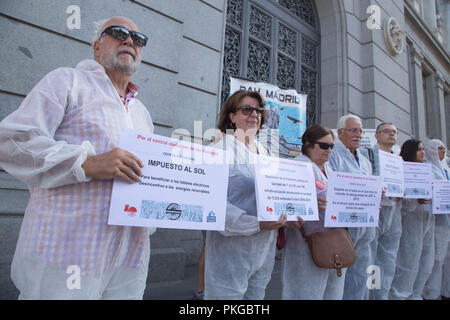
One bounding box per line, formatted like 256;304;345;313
328;114;375;300
0;17;155;299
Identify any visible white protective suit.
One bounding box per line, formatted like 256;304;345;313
281;154;347;300
390;152;436;299
442;246;450;298
368;144;403;300
0;59;155;299
423;140;450;300
441;157;450;298
328;139;374;300
204;135;277;300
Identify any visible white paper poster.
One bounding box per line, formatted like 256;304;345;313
432;180;450;214
254;156;319;221
403;162;433;199
378;150;405;197
230;77;307;157
108;129;229;230
324;171;382;227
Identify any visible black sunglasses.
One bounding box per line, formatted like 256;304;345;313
101;26;148;47
235;105;265;116
313;142;334;150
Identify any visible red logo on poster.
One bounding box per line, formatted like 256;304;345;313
124;204;137;217
331;215;337;220
266;206;273;213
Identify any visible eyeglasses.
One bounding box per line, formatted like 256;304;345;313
313;142;334;150
101;26;148;47
341;128;362;134
235;105;265;116
377;128;397;135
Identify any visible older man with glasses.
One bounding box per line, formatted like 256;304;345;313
328;114;375;300
366;123;403;300
0;17;154;299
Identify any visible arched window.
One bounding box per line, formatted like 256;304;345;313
221;0;320;126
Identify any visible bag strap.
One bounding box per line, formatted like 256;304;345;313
276;227;286;250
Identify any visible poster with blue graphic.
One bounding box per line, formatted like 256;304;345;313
230;77;307;157
108;129;229;231
432;181;450;214
254;155;319;222
324;171;382;227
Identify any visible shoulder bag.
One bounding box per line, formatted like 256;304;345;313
300;227;356;277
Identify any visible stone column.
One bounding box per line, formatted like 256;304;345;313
436;72;447;143
407;45;426;139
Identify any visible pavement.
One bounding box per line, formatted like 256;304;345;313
144;253;283;300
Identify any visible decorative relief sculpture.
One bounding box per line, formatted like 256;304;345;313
384;17;404;56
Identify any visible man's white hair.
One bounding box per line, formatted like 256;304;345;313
337;114;362;129
91;18;109;45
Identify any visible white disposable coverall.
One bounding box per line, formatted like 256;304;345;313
281;154;347;300
369;144;403;300
390;154;436;300
328;139;374;300
441;158;450;298
442;246;450;298
423;140;450;300
0;59;155;299
204;135;276;300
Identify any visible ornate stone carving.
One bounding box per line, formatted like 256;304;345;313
247;40;271;82
222;0;319;125
221;28;241;104
277;54;296;88
278;0;315;27
301;37;317;68
249;6;272;43
384;17;404;56
278;23;297;57
301;67;317;126
226;0;244;28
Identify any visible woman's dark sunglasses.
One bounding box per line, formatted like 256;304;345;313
313;142;334;150
101;26;148;47
236;105;265;116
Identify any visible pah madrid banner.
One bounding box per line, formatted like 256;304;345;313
230;77;307;157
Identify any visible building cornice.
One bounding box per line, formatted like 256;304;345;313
404;1;450;66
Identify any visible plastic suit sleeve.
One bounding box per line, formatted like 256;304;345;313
401;198;420;213
327;152;338;172
218;201;260;237
0;69;95;189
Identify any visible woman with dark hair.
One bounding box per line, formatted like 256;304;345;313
281;124;349;299
204;90;286;300
390;139;435;299
399;139;424;162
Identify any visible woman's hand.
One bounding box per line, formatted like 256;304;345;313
286;216;305;230
260;214;287;230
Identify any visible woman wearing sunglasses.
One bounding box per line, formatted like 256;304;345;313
203;90;287;300
281;124;349;299
390;139;435;300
